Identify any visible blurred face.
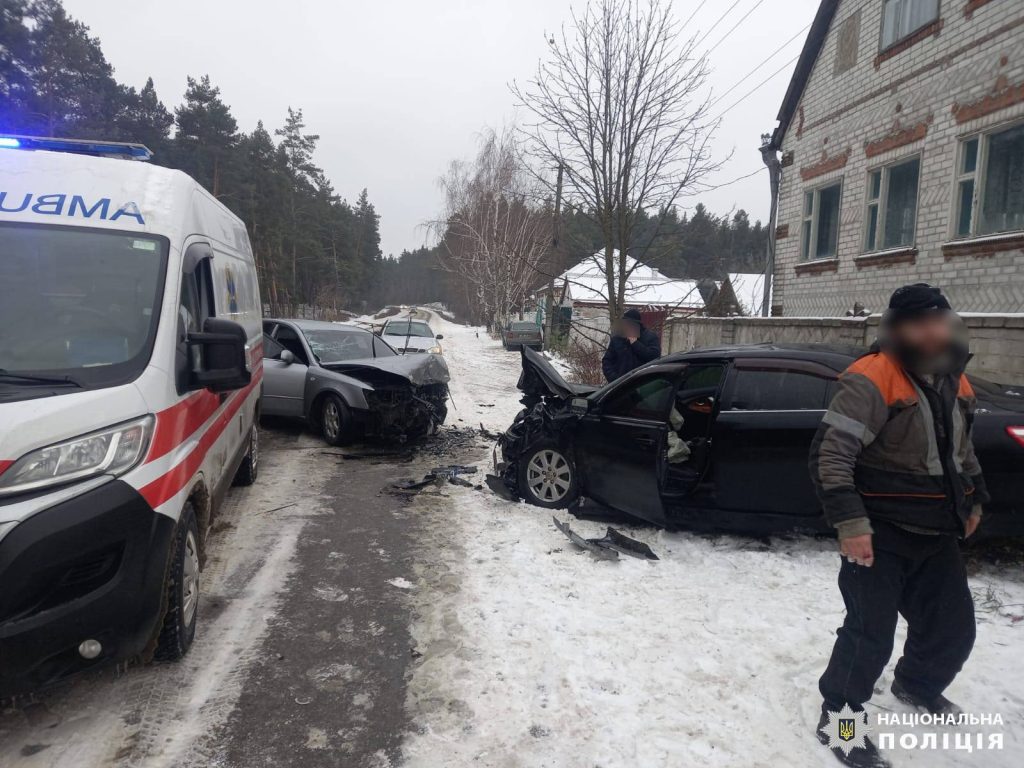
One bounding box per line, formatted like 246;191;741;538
890;312;955;360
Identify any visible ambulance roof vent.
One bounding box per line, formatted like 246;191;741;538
0;135;153;161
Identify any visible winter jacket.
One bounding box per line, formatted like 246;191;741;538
809;350;989;535
601;328;661;382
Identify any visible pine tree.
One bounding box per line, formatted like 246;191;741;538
174;75;238;196
115;77;173;156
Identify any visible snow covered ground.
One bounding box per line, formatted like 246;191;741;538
402;311;1024;767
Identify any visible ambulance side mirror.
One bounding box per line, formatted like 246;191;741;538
187;318;251;393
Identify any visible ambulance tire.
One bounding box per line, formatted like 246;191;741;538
155;504;200;662
320;393;354;446
233;422;259;486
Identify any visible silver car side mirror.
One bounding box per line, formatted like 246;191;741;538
280;349;295;365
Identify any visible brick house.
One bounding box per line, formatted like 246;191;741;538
766;0;1024;316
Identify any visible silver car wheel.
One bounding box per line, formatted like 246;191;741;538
323;400;341;440
526;449;572;503
182;528;200;625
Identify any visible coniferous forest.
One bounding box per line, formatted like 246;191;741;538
1;0;768;321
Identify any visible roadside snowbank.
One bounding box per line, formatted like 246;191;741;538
404;313;1024;767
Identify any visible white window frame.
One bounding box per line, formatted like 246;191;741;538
800;179;844;262
952;119;1024;240
879;0;941;52
863;154;921;252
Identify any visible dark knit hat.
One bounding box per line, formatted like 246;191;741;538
622;308;643;324
884;283;952;325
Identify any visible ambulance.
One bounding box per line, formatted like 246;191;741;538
0;136;263;694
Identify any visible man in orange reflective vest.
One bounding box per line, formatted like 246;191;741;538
810;284;987;767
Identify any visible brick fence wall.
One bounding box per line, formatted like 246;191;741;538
663;314;1024;384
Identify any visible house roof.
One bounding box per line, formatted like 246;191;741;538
769;0;840;150
549;252;705;310
727;272;767;316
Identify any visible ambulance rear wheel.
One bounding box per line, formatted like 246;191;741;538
233;423;259;486
155;503;200;661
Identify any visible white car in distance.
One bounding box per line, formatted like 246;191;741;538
381;318;444;355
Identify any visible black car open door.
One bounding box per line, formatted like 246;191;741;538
573;365;684;525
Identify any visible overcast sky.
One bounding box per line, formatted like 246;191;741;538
62;0;820;257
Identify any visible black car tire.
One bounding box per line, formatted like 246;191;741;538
321;393;354;446
155;503;200;662
518;440;579;509
233;422;259;486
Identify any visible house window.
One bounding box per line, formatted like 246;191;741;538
800;181;843;261
955;123;1024;238
864;156;920;251
880;0;940;49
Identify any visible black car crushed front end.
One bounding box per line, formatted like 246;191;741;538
494;348;596;499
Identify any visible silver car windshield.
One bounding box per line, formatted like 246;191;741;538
0;222;167;389
303;328;380;363
385;321;433;338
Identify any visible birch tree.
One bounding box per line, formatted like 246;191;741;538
435;128;550;330
512;0;721;321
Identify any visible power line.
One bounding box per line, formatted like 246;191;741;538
704;0;767;57
701;166;766;191
708;23;811;109
693;0;744;50
713;52;801;120
681;0;709;32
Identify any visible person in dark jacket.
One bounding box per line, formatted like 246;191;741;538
809;284;987;768
601;309;661;383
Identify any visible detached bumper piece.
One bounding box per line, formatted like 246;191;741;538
0;480;175;696
552;516;659;561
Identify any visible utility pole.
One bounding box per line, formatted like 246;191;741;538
545;163;564;343
759;133;782;318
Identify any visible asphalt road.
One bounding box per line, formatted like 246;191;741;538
0;415;472;768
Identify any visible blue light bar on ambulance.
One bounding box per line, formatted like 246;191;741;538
0;135;152;161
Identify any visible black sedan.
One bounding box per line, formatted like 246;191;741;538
493;345;1024;538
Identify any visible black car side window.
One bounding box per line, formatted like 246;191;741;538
728;369;830;411
602;373;675;420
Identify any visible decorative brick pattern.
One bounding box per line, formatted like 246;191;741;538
854;248;918;268
874;19;944;68
799;148;852;181
794;258;840;276
952;75;1024;123
965;0;996;20
943;233;1024;259
773;0;1024;317
863;119;931;157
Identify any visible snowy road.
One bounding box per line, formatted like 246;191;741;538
1;309;1022;767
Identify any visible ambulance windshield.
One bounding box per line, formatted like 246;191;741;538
0;223;167;391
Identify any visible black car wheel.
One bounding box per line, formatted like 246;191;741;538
518;441;579;509
233;422;259;486
155;503;200;661
321;393;353;446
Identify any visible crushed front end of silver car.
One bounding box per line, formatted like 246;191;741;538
325;354;451;441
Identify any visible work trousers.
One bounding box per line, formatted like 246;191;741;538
819;521;976;710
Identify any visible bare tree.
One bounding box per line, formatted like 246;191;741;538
433;128;551;331
512;0;721;321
